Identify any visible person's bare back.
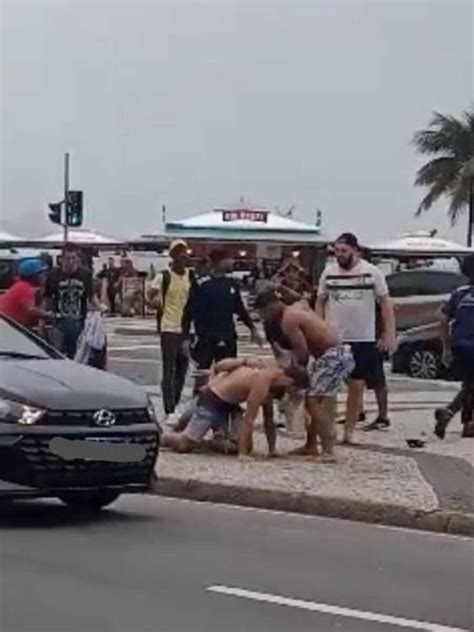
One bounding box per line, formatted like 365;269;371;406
208;365;287;457
209;366;262;405
282;305;338;359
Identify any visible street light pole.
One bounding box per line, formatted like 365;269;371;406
64;152;70;243
468;179;473;248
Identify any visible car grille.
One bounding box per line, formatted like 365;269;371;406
7;432;158;489
42;408;151;426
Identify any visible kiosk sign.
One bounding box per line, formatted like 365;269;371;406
222;209;267;223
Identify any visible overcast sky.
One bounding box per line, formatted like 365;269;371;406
1;0;472;243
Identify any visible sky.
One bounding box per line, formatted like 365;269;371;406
1;0;472;244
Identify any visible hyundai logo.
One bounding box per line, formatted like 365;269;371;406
93;409;117;427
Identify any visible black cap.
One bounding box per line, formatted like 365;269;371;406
335;232;360;249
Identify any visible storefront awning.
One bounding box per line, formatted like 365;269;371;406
368;233;473;258
165;206;324;244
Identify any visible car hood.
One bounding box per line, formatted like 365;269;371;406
395;322;442;351
0;359;148;410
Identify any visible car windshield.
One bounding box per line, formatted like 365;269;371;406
0;317;58;360
386;271;466;298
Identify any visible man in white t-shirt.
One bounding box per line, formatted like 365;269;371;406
316;233;395;444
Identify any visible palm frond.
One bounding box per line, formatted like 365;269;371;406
414;157;460;187
415;157;462;216
464;156;474;178
416;182;450;216
414;108;474;227
447;175;471;224
413;110;473;160
462;108;474;134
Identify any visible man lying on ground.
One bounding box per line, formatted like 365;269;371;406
160;357;308;457
256;290;355;461
169;357;268;454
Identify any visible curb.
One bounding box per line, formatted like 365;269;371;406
153;477;474;537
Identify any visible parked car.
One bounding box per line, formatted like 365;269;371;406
386;269;467;331
0;315;160;510
391;321;455;380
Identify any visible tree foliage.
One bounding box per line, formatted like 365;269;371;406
413;109;474;224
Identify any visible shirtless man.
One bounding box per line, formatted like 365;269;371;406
160;357;307;457
255;290;354;461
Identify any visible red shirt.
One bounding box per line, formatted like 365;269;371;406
0;279;37;327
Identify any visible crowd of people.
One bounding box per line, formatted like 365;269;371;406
1;234;473;457
0;243;106;366
151;233;474;459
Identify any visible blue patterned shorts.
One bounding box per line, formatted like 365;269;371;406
307;345;355;397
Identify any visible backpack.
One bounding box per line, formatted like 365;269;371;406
451;285;474;348
156;269;195;330
161;268;195;306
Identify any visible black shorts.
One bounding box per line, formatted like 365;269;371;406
192;335;238;370
348;342;386;389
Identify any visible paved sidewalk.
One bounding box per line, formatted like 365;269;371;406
154;447;473;536
111;318;473;533
152;399;473;535
157;434;439;511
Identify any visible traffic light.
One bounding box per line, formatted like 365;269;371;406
66;190;83;227
48;202;62;225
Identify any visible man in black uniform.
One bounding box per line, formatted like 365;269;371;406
183;248;262;370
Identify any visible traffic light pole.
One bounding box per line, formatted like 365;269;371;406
63;152;70;243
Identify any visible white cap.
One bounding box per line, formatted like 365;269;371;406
169;239;188;253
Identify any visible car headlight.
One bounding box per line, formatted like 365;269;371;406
0;398;45;425
146;396;161;432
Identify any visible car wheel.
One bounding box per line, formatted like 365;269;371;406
407;348;440;379
58;490;121;512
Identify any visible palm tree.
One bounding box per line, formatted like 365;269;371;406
413;109;474;246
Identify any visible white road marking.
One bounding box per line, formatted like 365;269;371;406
207;585;469;632
109;345;158;351
108;357;157;364
388;375;460;389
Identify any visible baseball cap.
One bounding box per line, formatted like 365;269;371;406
169;239;188;253
334;232;360;249
18;258;48;278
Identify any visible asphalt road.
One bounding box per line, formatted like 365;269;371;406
106;330;459;394
1;496;472;632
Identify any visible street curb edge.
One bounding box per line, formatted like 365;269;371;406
151;477;474;537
